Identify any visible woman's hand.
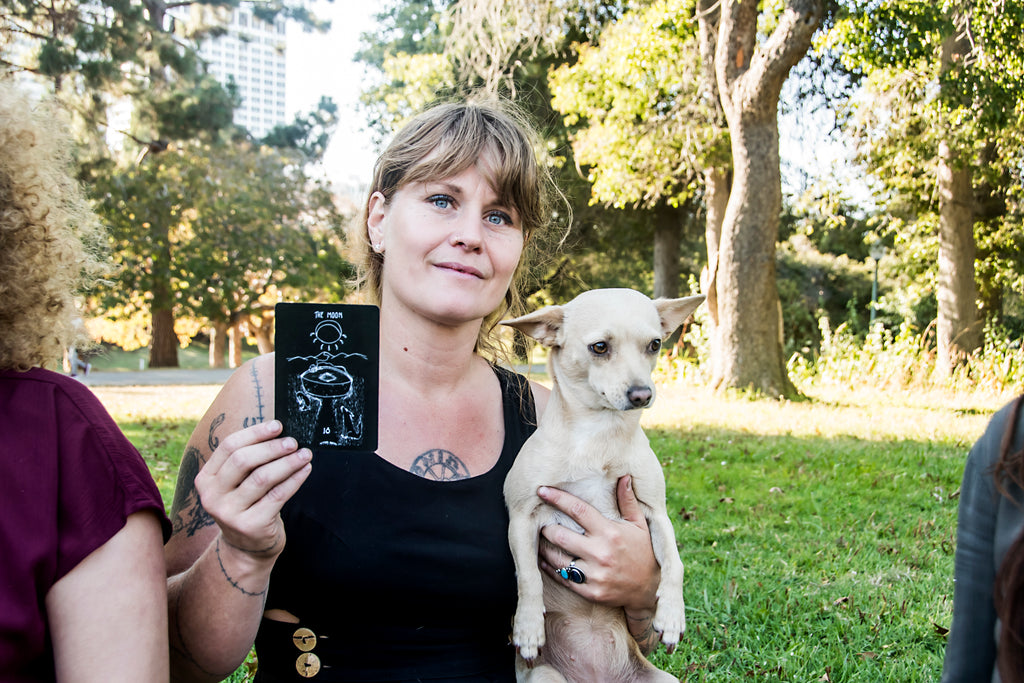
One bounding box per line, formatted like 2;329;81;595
193;419;312;561
536;475;660;613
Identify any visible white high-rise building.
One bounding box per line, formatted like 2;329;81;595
183;5;289;139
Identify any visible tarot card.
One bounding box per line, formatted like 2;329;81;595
275;302;379;452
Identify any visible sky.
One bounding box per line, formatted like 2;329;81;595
285;1;381;194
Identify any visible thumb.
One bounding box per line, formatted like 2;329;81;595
616;475;647;527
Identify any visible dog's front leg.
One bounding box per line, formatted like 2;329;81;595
508;509;547;662
646;510;686;652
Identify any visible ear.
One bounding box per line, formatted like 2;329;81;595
654;295;705;339
366;191;387;247
501;306;565;348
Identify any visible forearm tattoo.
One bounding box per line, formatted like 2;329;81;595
626;611;660;656
170;444;215;536
215;538;267;598
409;449;470;480
242;361;266;428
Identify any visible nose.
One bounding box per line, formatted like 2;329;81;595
450;215;484;251
627;385;652;408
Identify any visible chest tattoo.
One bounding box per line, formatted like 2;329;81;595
409;449;471;481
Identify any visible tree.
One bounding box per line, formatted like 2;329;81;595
92;139;351;368
3;0;333;366
548;0;725;300
706;0;825;396
830;0;1024;376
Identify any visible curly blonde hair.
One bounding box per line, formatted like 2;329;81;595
0;81;109;371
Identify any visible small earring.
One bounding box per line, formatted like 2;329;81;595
372;242;383;252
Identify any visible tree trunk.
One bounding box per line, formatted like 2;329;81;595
149;306;179;367
936;139;980;375
935;28;980;378
653;203;683;299
696;0;731;385
713;0;821;396
250;312;275;354
209;321;229;369
702;167;730;383
229;319;245;369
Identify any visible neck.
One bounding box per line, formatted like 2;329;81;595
378;301;486;396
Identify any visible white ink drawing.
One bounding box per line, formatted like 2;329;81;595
286;318;368;447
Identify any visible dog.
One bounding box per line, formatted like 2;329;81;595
502;288;704;682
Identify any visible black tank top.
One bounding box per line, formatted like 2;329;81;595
254;365;536;682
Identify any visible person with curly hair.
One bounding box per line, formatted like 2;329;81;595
0;80;171;682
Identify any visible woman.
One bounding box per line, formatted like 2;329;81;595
165;99;665;682
0;82;171;682
942;394;1024;682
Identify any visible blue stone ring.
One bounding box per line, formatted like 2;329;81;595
557;560;587;584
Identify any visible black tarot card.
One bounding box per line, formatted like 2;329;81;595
275;303;379;452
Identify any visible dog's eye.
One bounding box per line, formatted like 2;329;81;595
588;341;609;355
648;339;662;353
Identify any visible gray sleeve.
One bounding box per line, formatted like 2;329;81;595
941;403;1015;683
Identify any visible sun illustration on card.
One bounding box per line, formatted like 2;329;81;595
275;303;380;452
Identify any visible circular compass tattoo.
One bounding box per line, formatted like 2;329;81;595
409;449;471;481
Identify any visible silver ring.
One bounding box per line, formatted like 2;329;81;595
557;560;586;584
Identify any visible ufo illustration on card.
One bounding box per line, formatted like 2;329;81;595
275;303;379;452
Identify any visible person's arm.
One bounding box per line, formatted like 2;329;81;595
536;477;662;654
165;355;312;682
46;511;168;683
941;411;1005;682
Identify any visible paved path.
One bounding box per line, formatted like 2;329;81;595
77;364;547;387
78;368;235;387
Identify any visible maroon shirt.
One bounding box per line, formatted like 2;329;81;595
0;367;170;682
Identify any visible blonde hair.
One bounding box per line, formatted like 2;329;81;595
356;97;565;358
0;81;109;371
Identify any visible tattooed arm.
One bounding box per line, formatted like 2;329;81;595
165;354;313;682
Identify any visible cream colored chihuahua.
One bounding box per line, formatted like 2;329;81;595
502;288;704;683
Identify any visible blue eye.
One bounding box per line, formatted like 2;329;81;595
486;211;513;226
429;195;452;209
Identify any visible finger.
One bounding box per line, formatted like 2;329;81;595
232;447;313;511
537;485;607;535
212;433;302;493
202;420;285;477
238;457;313;526
615;475;649;529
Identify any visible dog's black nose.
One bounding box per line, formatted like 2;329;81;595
627;386;652;408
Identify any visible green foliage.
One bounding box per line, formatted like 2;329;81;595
90;140;352;344
548;0;725;210
261;96;339;162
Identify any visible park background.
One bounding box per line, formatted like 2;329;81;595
5;0;1024;680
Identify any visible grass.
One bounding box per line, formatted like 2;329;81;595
91;376;1013;682
82;341;259;372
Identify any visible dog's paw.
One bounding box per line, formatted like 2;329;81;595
653;599;685;652
512;606;546;662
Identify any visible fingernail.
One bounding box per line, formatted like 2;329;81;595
282;437;297;451
298;448;312;462
626;475;633;490
538;486;551;499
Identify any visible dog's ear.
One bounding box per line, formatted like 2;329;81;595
654;295;706;339
501;306;565;348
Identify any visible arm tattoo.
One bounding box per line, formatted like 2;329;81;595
208;413;225;452
215;538;267;598
409;449;471;480
170;445;215;536
242;361;266;428
626;611;660;656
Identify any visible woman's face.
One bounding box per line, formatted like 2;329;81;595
367;161;525;329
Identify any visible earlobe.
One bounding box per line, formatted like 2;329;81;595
367;191;387;248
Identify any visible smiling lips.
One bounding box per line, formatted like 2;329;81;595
435;262;484;279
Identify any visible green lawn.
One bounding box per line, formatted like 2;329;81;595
92;378;1011;682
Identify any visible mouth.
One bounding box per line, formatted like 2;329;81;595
435;262;484;279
